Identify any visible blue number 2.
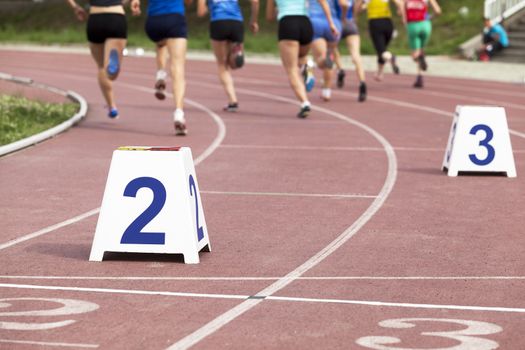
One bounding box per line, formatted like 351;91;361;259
189;175;204;242
121;177;166;245
469;124;495;166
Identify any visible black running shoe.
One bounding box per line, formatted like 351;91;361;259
297;105;311;119
337;69;346;88
223;102;239;112
413;75;424;88
417;54;428;71
391;54;400;74
358;82;367;102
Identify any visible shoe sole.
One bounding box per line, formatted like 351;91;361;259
107;49;120;77
297;108;310;119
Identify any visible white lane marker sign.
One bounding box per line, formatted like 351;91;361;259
442;106;517;177
89;146;211;263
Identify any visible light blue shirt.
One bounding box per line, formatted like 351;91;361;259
148;0;185;16
275;0;307;20
208;0;243;22
488;23;509;47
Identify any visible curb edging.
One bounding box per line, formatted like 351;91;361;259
0;72;88;157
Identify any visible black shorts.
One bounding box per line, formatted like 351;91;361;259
87;13;127;44
145;13;187;42
341;19;359;38
278;15;313;46
210;20;244;42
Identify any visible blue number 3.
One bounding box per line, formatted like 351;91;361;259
121;177;166;245
469;124;495;166
189;175;204;242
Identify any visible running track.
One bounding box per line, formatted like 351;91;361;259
0;49;524;349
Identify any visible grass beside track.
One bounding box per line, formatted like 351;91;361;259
0;94;78;146
0;0;483;56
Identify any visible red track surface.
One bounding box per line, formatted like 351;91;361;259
0;49;524;349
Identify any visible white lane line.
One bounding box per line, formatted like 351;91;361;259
334;90;525;139
220;144;525;153
0;80;225;251
0;339;99;348
0;209;100;251
1;283;524;314
200;190;377;199
431;82;525;99
167;81;398;350
1;275;524;281
0;283;249;300
266;295;525;313
421;89;525;112
221;144;386;151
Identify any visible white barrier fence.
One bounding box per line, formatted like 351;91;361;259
485;0;525;23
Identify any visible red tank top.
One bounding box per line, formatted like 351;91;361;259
406;0;428;22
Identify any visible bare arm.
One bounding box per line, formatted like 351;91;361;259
393;0;406;24
130;0;141;16
354;0;363;17
196;0;208;17
266;0;276;21
429;0;441;16
250;0;260;33
338;0;349;23
317;0;339;37
65;0;87;21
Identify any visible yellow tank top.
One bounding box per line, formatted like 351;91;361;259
367;0;392;19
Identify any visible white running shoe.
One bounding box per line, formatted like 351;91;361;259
155;70;167;100
173;109;187;136
321;88;331;101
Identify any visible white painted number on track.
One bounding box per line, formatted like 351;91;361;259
0;297;99;330
356;318;502;350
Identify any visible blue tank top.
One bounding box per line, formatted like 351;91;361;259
275;0;307;20
89;0;121;6
207;0;243;22
148;0;185;16
309;0;337;20
335;0;354;20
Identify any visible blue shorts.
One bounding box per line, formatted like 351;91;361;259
145;13;187;42
311;17;341;42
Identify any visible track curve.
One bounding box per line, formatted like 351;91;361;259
0;49;524;350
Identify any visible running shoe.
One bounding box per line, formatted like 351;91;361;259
358;82;367;102
321;88;331;101
297;104;311;119
173;109;187;136
155;69;167;100
107;49;120;78
229;42;244;69
336;69;346;88
223;102;239;112
391;54;400;75
108;107;119;119
417;53;428;71
302;59;315;92
413;74;424;88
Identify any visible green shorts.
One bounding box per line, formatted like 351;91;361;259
407;20;432;50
